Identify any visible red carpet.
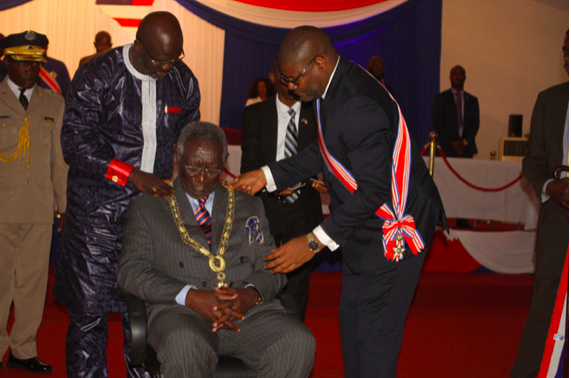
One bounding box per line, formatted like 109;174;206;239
1;269;533;377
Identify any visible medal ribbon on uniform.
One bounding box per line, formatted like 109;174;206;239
316;97;424;262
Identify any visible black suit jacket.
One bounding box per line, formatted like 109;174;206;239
433;89;480;157
241;95;323;237
522;81;569;269
268;57;447;273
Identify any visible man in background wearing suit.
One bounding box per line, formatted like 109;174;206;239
433;65;480;158
241;61;323;322
118;122;315;377
0;31;67;374
78;31;113;67
232;26;446;377
511;30;569;378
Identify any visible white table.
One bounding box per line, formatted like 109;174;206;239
425;157;540;229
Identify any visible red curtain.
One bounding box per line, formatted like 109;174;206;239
232;0;390;12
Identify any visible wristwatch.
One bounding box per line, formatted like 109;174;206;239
306;233;320;254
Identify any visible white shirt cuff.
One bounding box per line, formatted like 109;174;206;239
313;225;339;251
541;179;555;203
176;285;197;305
261;165;277;192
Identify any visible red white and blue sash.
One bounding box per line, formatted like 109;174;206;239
538;250;568;378
39;66;62;95
316;96;424;262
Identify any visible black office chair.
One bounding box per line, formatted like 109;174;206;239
124;293;258;378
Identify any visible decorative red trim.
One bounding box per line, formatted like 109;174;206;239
105;158;134;187
232;0;389;12
539;250;568;377
114;18;142;27
166;107;181;114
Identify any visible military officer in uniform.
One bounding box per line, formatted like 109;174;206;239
0;30;67;374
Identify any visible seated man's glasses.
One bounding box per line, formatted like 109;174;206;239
136;38;185;66
184;165;223;178
279;55;318;87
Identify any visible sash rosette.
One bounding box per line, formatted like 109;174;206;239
316;97;424;262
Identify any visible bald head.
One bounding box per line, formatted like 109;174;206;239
131;11;184;79
278;26;336;68
137;11;183;53
94;31;112;53
277;26;338;102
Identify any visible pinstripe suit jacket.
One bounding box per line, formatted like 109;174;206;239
118;178;285;325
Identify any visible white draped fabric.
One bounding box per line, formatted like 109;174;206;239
446;229;536;274
192;0;408;28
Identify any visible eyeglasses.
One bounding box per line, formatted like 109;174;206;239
184;165;223;178
279;55;318;87
137;38;185;66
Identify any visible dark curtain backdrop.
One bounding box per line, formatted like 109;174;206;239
175;0;442;145
0;0;32;11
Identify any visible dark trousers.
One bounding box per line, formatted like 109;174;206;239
339;252;426;378
265;199;317;322
66;310;148;378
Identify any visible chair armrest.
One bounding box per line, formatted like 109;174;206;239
123;292;148;367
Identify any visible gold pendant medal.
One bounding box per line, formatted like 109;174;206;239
169;184;235;288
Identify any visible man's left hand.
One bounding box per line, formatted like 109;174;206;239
212;287;258;332
264;235;315;273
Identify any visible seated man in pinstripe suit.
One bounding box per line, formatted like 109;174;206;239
118;121;315;378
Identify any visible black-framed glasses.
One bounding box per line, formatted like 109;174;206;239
279;55;318;87
184;165;223;178
137;38;185;66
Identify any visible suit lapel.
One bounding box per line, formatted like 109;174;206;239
264;96;278;161
298;104;315;149
210;184;228;252
552;84;568;165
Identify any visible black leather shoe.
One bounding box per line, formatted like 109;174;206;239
7;353;52;374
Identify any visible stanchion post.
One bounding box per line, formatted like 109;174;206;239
428;132;437;176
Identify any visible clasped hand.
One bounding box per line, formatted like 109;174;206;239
185;287;259;333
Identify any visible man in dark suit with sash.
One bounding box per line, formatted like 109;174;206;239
232;26;447;377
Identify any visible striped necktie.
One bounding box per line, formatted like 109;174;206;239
285;108;299;203
194;196;212;248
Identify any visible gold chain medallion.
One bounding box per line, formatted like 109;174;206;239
168;183;235;288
